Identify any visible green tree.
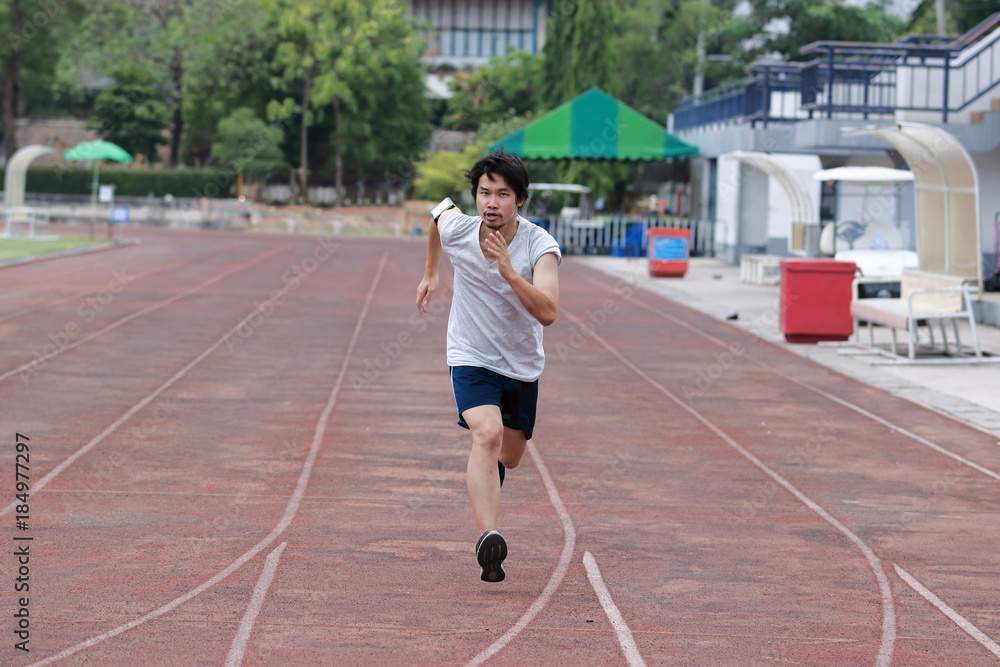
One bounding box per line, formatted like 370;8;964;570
745;0;905;61
89;65;170;163
320;0;430;202
906;0;1000;36
616;0;748;116
178;0;278;166
266;0;429;204
333;32;431;202
266;0;360;203
0;0;86;160
212;107;285;176
443;51;545;131
542;0;622;107
60;0;270;166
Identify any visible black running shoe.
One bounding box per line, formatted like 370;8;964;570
475;530;507;582
498;461;506;488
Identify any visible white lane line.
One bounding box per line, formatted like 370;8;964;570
588;275;1000;483
562;305;897;667
780;377;1000;482
464;439;577;667
0;248;211;325
1;246;283;384
582;552;647;667
0;247;294;518
26;251;386;666
894;565;1000;659
226;542;288;667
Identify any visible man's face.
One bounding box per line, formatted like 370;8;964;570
476;172;522;230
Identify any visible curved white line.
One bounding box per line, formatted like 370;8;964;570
27;252;387;666
587;273;1000;482
583;552;647;667
226;542;288;667
464;439;577;667
780;378;1000;482
2;246;283;384
562;304;896;667
894;564;1000;659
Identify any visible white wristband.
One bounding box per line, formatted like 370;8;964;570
431;197;456;223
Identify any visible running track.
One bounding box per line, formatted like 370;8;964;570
1;226;998;666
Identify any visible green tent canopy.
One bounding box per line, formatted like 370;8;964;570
488;88;698;161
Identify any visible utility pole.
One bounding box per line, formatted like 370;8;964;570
693;0;709;98
936;0;946;35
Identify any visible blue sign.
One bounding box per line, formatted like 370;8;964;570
652;236;688;260
110;206;130;223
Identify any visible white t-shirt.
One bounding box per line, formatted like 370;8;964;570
439;212;561;382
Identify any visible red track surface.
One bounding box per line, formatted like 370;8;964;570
1;226;998;666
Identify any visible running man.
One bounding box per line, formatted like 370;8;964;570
415;150;561;582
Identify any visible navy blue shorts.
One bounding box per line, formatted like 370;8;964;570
451;366;538;440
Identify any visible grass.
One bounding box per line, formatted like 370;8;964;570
0;234;109;262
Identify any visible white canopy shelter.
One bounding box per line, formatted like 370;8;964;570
4;144;54;208
728;151;817;225
3;145;55;238
814;166;914;183
842;122;980;281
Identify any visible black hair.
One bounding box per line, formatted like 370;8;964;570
465;149;530;205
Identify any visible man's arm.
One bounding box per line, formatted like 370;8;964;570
415;208;457;314
484;229;559;326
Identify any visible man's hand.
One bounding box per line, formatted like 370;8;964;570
483;230;515;280
416;274;439;315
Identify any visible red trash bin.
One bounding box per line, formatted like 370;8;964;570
779;258;858;343
648;228;690;277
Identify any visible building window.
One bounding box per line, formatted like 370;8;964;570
411;0;545;64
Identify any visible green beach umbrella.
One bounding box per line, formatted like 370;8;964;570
488;88;698;161
64;141;133;218
64;140;133;164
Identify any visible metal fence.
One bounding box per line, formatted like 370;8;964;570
545;215;715;258
672;12;1000;129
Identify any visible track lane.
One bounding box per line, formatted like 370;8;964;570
16;238;381;665
527;258;1000;665
3;232;998;666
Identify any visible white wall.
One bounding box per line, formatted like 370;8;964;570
715;156;742;263
716;152;821;260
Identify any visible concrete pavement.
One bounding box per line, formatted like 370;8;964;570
576;255;1000;437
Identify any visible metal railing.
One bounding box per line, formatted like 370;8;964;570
672;12;1000;129
547;215;714;258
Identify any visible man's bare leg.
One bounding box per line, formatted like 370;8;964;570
462;404;510;582
462;405;504;534
499;426;527;470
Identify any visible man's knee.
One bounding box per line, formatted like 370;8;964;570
471;420;504;453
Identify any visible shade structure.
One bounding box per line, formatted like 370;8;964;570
63;140;133;224
4;145;54;208
813;166;914;183
488;88;698;161
843;122;980;281
64;140;133;164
